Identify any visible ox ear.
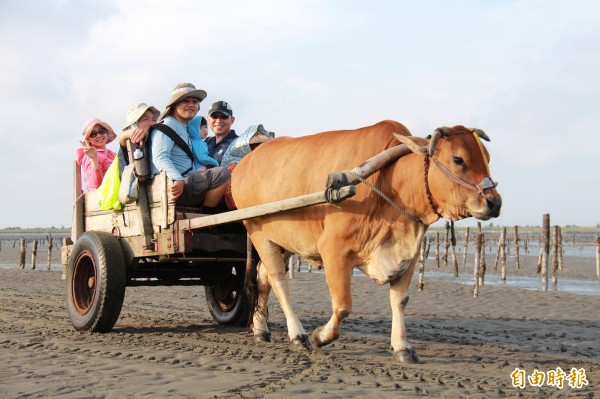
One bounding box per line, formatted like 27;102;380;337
393;133;427;154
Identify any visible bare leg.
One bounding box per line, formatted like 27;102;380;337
203;183;228;207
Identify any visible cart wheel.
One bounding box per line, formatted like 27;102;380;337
205;263;249;326
67;231;126;332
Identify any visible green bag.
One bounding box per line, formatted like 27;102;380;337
97;157;122;211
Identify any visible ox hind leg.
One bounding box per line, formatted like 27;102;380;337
251;260;272;342
389;257;419;363
247;231;310;348
311;253;354;348
251;252;294;343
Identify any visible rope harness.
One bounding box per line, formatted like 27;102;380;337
347;171;422;224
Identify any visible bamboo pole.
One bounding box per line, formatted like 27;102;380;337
450;233;459;277
473;231;482;297
462;227;469;270
417;235;427;291
443;221;449;267
19;238;26;269
551;225;559;287
47;234;53;271
596;234;600;280
179;186;355;231
557;226;563;271
31;240;38;270
479;232;486;286
424;236;431;259
493;228;502;271
514;225;520;270
541;214;550;291
500;227;507;281
288;254;295;279
435;232;440;268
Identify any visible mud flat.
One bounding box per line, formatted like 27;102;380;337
0;261;598;398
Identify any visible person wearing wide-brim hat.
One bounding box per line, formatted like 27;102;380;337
157;83;207;122
149;83;230;210
76;118;118;190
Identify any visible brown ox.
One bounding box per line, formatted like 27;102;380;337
231;120;501;362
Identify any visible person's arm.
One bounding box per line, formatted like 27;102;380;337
119;128;148;146
77;148;105;190
150;129;184;181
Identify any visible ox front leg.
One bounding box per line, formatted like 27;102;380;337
389;259;419;363
311;258;353;348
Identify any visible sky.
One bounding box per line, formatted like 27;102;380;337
0;0;599;229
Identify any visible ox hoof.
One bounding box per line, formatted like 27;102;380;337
254;332;272;343
290;335;312;350
393;347;419;363
310;326;332;348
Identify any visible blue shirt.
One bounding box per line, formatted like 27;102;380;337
206;130;239;165
150;116;193;181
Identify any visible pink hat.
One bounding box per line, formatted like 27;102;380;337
81;118;117;143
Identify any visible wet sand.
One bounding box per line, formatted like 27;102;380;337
0;247;599;398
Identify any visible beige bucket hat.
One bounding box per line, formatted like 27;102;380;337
123;102;160;130
158;83;207;121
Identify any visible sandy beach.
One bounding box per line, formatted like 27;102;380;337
1;245;598;398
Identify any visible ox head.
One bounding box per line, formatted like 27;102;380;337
394;126;502;222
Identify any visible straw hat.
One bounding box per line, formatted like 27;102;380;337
81;118;117;143
123;102;160;130
158;83;207;121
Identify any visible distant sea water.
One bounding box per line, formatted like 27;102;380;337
2;233;598;296
422;270;600;297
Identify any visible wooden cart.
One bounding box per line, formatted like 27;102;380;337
61;153;357;333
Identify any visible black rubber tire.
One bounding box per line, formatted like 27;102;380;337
67;231;126;332
205;263;250;326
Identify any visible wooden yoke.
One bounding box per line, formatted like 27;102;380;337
326;144;411;189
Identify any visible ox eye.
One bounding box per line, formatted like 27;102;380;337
453;156;464;166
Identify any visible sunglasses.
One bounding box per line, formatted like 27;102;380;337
89;129;108;138
180;98;200;105
211;113;230;120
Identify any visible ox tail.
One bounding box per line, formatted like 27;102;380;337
244;235;259;332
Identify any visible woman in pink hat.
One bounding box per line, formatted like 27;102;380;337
76;118;117;190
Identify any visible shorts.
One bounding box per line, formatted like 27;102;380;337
177;166;230;207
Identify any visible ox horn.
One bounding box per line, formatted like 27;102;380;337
471;128;491;142
393;133;427;154
428;127;448;156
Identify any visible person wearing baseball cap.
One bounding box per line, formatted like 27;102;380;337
149;83;230;208
205;100;239;165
